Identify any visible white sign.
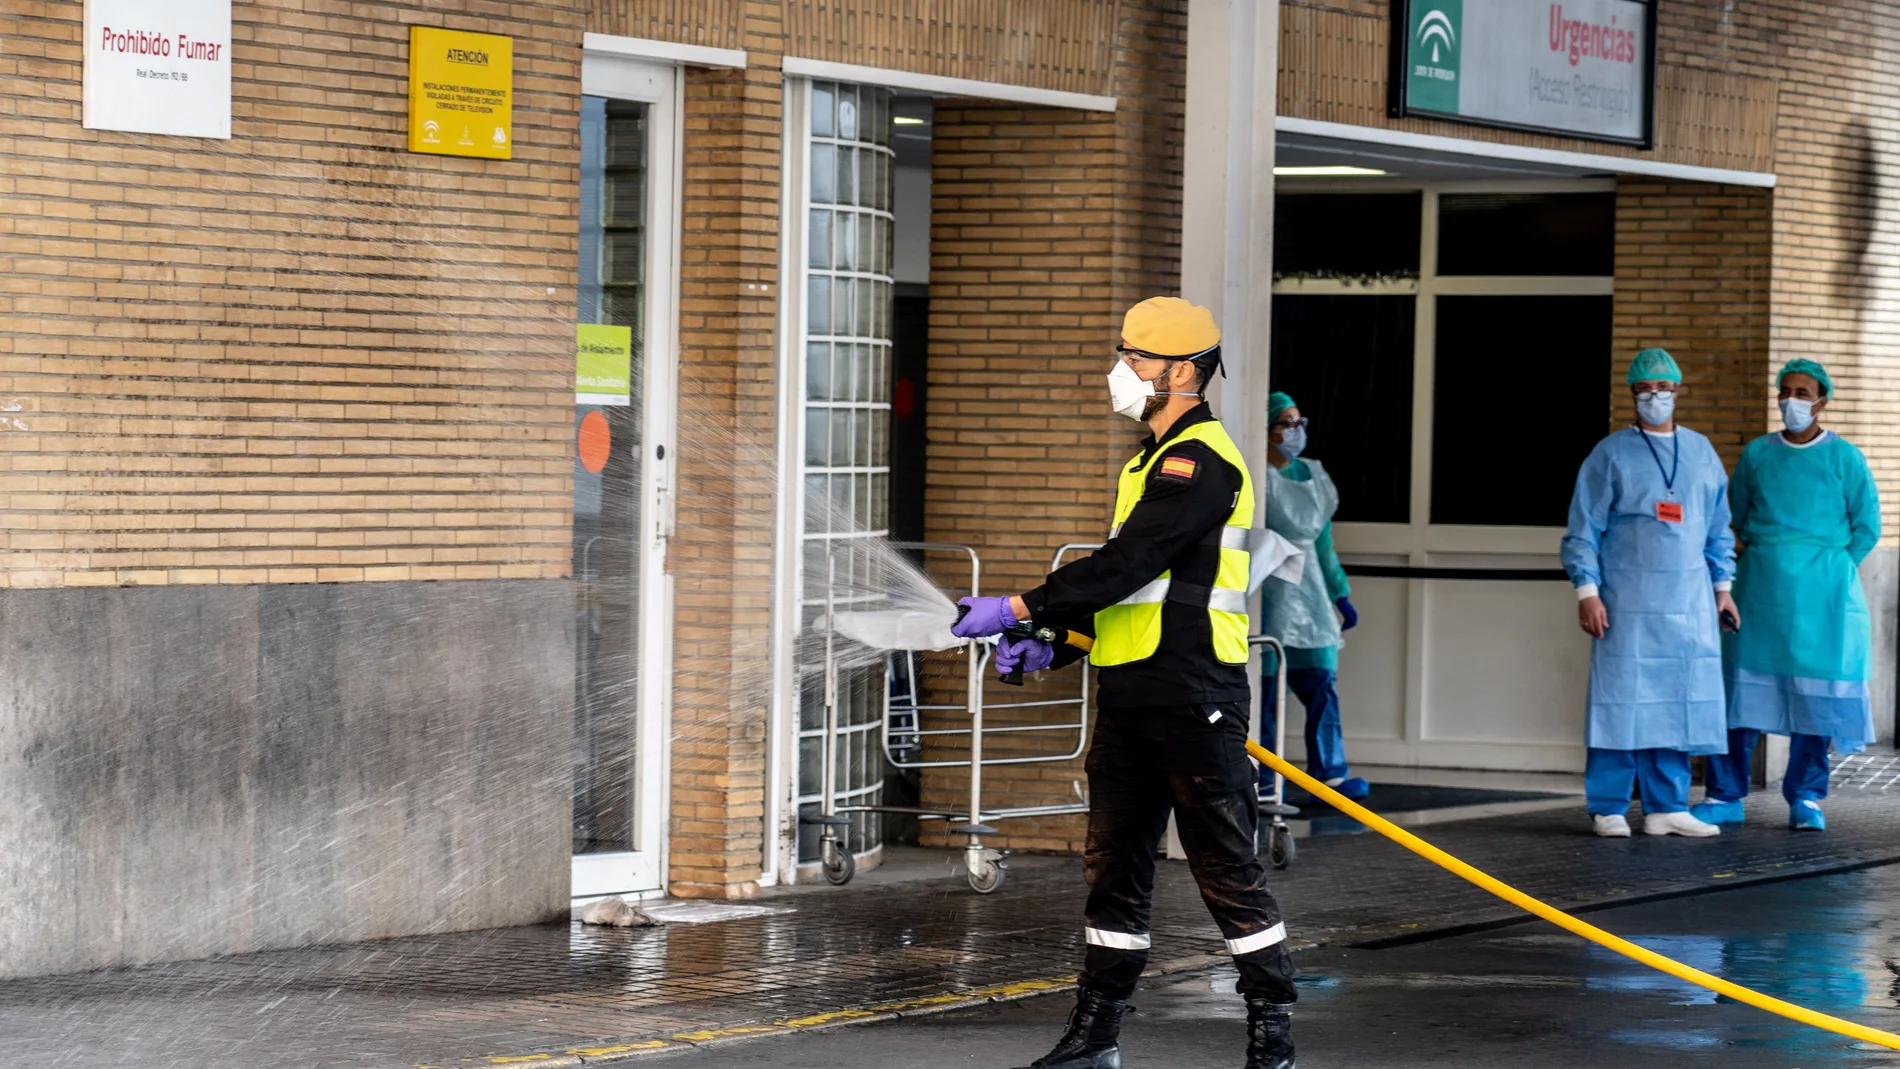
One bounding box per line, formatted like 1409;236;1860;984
83;0;233;139
1397;0;1651;146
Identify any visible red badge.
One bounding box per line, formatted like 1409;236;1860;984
1656;501;1683;524
1159;456;1198;480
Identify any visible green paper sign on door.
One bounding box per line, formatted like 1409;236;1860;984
576;324;632;405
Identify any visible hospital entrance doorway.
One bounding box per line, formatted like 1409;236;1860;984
1268;180;1612;782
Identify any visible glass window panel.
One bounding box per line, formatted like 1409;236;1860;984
856;343;874;400
1431;296;1610;526
810;142;835;204
857;212;875;274
839;84;859;140
1269;294;1416;523
1437;193;1615;276
812;82;835;138
872;472;890;530
856;278;874;340
808;274;831;335
859;151;879;207
871;408;888;464
805;408;830;467
833;276;853;337
807;341;831;401
804;474;830;532
832;406;853;467
838;146;857;206
854;406;871;467
799;736;822;794
855;473;873;527
830;344;848;403
836;211;857;271
1274;193;1423;278
808;209;832;269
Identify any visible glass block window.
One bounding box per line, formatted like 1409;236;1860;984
797;81;896;864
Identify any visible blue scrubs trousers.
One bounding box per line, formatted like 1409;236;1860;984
1704;728;1832;804
1585;747;1690;816
1259;667;1350;784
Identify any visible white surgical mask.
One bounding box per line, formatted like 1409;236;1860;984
1781;397;1816;434
1277;426;1307;460
1636;391;1676;427
1107;360;1155;420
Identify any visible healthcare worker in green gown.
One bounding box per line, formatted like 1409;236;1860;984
1691;359;1880;832
1562;348;1737;839
1258;392;1366;801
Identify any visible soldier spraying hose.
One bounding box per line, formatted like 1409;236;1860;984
952;297;1298;1069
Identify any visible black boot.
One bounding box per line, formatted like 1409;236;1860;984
1014;987;1127;1069
1244;998;1295;1069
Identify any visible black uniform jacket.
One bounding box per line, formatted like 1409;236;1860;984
1021;403;1253;710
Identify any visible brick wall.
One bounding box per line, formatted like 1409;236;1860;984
918;0;1189;853
663;4;785;898
0;2;584;588
1611;180;1774;466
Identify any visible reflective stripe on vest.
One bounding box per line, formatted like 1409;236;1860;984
1092;418;1255;667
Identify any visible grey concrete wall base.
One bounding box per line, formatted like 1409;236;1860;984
1864;547;1897;743
0;579;573;979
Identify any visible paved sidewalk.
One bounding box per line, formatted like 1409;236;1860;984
11;784;1900;1069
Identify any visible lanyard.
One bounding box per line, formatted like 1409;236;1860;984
1638;427;1679;497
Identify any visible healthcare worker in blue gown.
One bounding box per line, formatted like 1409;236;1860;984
1690;359;1880;832
1561;347;1738;838
1257;392;1366;801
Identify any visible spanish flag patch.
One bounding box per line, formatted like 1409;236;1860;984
1159;456;1198;480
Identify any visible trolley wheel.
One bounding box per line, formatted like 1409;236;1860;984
1268;824;1296;870
821;841;856;885
968;859;1007;895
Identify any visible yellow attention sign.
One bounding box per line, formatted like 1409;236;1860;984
408;26;512;159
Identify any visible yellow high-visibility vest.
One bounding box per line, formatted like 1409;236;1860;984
1091;419;1254;667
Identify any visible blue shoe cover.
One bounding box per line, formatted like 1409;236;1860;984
1689;799;1745;825
1790;800;1826;831
1333;777;1370;801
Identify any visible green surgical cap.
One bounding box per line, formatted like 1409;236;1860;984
1778;358;1834;397
1626;347;1682;385
1268;391;1297;422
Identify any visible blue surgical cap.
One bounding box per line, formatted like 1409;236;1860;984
1778;358;1834;397
1626;347;1682;385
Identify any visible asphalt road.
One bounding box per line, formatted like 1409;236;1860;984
649;864;1900;1067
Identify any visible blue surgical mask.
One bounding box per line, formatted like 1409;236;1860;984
1636;391;1676;427
1781;397;1816;434
1277;426;1307;460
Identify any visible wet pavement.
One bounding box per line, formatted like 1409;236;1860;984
653;866;1900;1067
12;778;1900;1067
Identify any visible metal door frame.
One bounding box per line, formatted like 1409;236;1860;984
571;51;682;899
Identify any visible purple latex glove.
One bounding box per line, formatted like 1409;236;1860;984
995;634;1055;677
952;595;1019;638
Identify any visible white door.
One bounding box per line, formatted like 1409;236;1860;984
571;54;680;898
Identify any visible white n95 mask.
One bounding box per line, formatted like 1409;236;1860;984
1107;360;1155;420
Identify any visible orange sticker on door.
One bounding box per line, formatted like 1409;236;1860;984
579;410;611;473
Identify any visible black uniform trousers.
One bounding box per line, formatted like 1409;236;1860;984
1079;701;1298;1004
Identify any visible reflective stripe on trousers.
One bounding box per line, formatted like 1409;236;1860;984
1225;922;1287;956
1085;927;1152;950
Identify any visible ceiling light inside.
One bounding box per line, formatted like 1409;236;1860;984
893;116;926;126
1273;165;1388;177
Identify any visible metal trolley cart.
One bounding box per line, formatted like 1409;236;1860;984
808;542;1093;894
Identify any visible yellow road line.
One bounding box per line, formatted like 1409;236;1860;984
1249;739;1900;1051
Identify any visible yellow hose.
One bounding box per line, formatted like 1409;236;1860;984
1247;740;1900;1050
